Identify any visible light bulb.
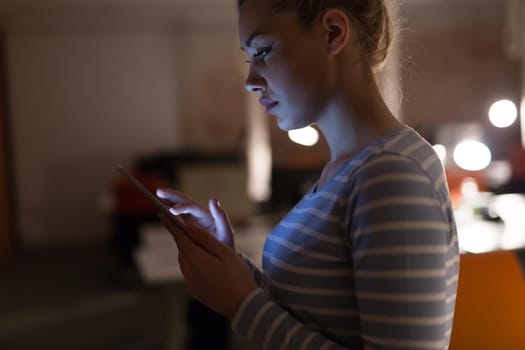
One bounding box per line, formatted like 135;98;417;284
453;140;492;171
488;99;517;128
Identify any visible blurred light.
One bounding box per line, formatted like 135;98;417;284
460;177;479;199
485;161;512;188
489;194;525;250
522;96;525;148
457;220;502;253
488;99;517;128
247;94;272;202
288;126;319;147
453;140;492;171
432;144;447;164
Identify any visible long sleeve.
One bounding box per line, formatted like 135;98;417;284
348;153;458;349
231;288;355;350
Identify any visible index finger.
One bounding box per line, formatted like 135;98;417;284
156;189;211;220
156;188;191;204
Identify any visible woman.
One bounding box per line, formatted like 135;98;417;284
157;0;459;348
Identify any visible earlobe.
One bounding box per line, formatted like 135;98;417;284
322;9;350;55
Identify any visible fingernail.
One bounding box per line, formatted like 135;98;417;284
156;188;165;197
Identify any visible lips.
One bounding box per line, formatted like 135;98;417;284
259;98;278;112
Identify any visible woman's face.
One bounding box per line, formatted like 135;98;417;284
238;0;334;131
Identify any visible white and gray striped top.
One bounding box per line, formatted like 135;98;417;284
232;125;459;350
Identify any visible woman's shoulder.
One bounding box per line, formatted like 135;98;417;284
341;125;440;178
321;125;445;199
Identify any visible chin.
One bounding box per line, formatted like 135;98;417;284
280;121;311;132
276;119;297;132
275;113;309;132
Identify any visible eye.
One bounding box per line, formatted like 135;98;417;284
255;47;271;59
246;46;272;63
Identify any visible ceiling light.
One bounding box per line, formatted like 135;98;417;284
453;140;492;171
488;99;518;128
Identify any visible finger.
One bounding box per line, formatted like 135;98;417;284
156;188;192;204
209;198;235;249
168;203;210;218
184;221;233;259
156;189;211;219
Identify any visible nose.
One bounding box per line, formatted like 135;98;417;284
245;65;266;93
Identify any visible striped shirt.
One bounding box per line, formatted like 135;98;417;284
232;125;459;350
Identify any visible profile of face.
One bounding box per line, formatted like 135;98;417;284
238;0;337;131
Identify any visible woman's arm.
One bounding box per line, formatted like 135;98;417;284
348;153;459;350
231;288;358;350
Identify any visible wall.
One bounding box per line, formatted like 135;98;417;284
5;5;242;248
521;1;525;148
0;116;9;260
175;27;245;151
0;42;11;259
401;0;522;137
7;30;181;247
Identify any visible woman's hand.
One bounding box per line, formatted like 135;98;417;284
158;207;257;323
156;189;234;248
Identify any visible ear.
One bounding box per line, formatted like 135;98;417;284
320;9;350;55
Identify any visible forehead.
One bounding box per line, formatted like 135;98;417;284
238;0;293;48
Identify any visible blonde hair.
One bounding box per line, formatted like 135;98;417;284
238;0;392;69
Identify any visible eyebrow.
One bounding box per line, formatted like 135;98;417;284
241;32;263;51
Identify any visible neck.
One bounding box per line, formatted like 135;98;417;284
316;64;400;162
313;63;401;190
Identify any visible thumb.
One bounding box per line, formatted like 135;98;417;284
209;198;235;249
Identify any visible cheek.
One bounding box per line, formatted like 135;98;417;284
286;52;328;98
274;63;314;100
267;47;329;108
286;71;327;110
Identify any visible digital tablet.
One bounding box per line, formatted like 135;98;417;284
116;164;188;233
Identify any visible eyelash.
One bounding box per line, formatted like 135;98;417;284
246;47;272;64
